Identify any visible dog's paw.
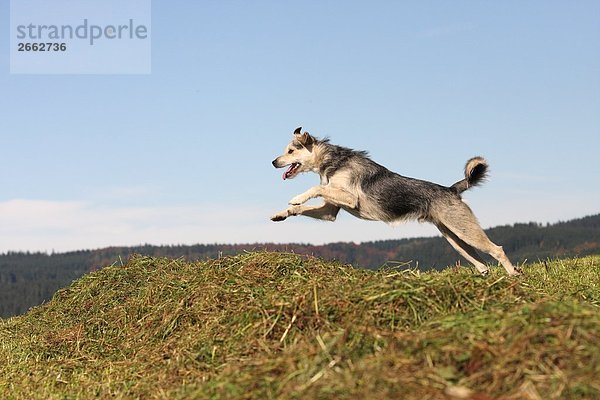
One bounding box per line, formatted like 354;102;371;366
509;266;524;277
270;212;287;222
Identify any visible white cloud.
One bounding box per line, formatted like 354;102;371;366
0;199;440;253
0;199;263;252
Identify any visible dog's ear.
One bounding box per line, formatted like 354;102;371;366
293;127;302;135
298;132;314;146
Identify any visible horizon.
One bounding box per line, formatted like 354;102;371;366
2;212;596;256
2;1;599;253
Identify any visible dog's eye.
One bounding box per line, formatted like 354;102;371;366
287;149;294;154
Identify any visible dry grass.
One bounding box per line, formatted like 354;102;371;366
0;252;598;399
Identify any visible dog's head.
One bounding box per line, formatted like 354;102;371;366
272;127;318;180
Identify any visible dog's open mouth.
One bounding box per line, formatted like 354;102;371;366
283;163;301;180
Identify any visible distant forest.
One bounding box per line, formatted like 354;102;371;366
1;214;599;318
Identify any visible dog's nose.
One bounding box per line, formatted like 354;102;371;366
272;159;279;168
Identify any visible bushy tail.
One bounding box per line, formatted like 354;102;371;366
451;157;489;194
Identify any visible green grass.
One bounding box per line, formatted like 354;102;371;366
1;252;599;399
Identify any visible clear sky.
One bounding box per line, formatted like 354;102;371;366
1;1;599;252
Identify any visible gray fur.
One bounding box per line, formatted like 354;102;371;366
271;129;522;276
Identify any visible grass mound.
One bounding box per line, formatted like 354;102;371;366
1;252;599;399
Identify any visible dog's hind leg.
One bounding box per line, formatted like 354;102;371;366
436;223;489;275
271;202;340;222
433;199;521;276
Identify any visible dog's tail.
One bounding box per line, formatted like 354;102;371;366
451;157;489;194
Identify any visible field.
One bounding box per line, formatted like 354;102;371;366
1;252;599;399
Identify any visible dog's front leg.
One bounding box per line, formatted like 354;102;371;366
289;186;358;208
290;185;358;209
288;186;321;206
271;202;340;222
271;204;305;221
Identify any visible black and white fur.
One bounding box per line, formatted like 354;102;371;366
271;127;521;276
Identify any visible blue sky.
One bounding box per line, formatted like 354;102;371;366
1;1;599;252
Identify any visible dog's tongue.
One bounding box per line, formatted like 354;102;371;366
283;164;296;180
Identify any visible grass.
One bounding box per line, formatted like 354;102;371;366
0;252;599;399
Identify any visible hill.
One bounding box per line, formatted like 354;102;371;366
1;213;599;318
1;252;598;399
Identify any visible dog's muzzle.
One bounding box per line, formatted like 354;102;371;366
272;157;301;180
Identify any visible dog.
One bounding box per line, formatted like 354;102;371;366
271;127;522;276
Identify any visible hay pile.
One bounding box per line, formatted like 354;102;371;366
1;252;598;399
